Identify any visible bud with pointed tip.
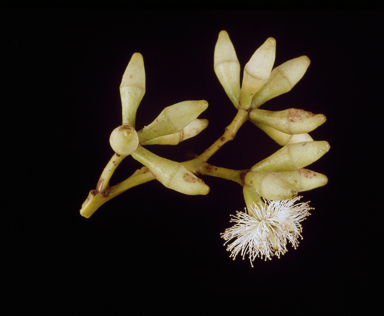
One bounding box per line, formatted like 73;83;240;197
251;56;310;108
214;31;241;108
132;145;209;195
251;121;313;146
278;169;328;192
138;100;208;144
245;171;298;200
141;119;208;145
251;141;330;172
120;53;146;127
250;108;326;134
239;38;276;110
109;125;139;156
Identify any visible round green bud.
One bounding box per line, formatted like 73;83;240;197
109;125;139;156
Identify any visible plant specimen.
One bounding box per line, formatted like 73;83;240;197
80;31;329;266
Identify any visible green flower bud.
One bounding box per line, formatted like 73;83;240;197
214;31;241;108
251;56;310;108
251;121;313;146
132;145;209;195
245;171;298;200
138;100;208;144
120;53;145;127
109;125;139;156
141;119;208;145
249;108;326;134
278;169;328;192
239;37;276;110
251;141;330;172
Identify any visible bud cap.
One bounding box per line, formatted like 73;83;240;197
214;31;241;108
109;125;139;156
120;53;146;127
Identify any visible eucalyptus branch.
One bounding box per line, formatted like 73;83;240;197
79;30;330;266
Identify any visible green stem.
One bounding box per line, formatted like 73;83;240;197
96;153;125;192
193;109;248;166
195;162;248;186
80;167;155;218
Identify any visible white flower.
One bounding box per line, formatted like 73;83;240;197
221;196;313;267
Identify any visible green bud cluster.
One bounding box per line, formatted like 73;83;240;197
80;30;329;220
108;53;210;197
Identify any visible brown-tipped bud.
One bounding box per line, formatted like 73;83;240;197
250;108;326;134
245;171;298;200
141;119;209;145
251;141;330;172
120;53;145;127
138;100;208;144
252;56;310;108
239;38;276;110
132;145;210;195
278;169;328;192
214;31;241;108
109;125;139;156
251;121;313;146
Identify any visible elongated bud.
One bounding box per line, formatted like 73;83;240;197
245;171;298;200
251;141;330;172
132;145;209;195
109;125;139;156
250;108;326;134
141;119;208;145
243;185;263;217
120;53;145;127
278;169;328;192
251;56;310;108
252;121;313;146
239;37;276;110
214;31;241;108
138;100;208;144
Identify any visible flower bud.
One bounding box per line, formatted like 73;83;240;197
109;125;139;156
278;169;328;192
251;121;313;146
239;38;276;110
245;171;298;200
132;145;209;195
141;119;208;145
120;53;146;127
138;100;208;144
251;56;310;108
250;108;326;134
214;31;241;108
251;141;330;172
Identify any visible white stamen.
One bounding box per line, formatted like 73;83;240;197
221;196;313;267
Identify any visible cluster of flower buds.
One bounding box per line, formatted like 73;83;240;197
81;30;330;266
214;31;329;264
109;53;210;196
214;30;329;205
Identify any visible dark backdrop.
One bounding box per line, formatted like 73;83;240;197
2;10;381;314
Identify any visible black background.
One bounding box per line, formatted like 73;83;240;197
2;10;381;313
